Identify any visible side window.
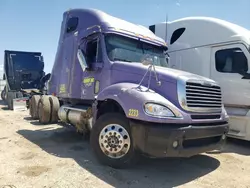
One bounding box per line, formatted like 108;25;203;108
149;25;155;34
86;38;102;64
215;48;248;73
170;28;186;45
66;17;78;33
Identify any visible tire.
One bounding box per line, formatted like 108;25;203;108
38;95;51;124
7;92;16;110
90;113;138;169
1;86;6;101
29;95;41;119
49;96;60;123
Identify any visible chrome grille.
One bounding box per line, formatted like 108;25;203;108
186;81;222;110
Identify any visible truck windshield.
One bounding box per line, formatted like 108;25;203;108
11;53;44;71
105;34;168;67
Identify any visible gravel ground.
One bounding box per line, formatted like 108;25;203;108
0;101;250;188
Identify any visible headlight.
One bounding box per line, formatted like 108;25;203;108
144;103;175;117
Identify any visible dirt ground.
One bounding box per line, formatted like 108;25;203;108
1;102;250;188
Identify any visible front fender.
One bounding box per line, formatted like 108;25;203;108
97;82;190;124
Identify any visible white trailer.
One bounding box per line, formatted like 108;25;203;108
149;17;250;141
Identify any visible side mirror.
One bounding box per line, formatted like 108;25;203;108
41;73;51;83
166;56;170;64
39;73;51;90
77;49;89;71
164;51;170;64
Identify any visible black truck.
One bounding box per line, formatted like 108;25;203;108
2;50;50;110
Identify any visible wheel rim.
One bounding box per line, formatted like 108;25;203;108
99;124;131;159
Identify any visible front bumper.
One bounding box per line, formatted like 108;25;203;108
130;120;229;158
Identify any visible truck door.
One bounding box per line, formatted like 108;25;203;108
210;43;250;107
77;33;104;100
210;43;250;138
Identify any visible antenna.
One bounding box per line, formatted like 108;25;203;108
164;12;170;65
165;13;168;43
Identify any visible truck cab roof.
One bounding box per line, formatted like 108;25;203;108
4;50;42;56
150;17;250;51
63;8;167;47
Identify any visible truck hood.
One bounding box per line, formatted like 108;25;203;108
111;61;216;84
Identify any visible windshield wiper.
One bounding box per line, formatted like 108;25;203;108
241;73;250;79
113;58;132;62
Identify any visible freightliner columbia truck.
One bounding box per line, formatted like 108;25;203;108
29;9;229;168
2;50;49;110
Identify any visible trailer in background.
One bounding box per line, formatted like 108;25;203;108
149;17;250;141
2;50;50;110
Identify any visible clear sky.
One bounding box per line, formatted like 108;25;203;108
0;0;249;74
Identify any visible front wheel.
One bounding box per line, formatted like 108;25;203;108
90;113;138;169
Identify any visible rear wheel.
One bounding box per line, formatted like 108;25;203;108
90;113;138;169
7;92;16;110
49;96;60;123
38;95;51;124
1;86;6;101
30;95;41;119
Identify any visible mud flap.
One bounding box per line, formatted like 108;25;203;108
13;97;29;111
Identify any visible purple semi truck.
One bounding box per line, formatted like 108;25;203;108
29;8;229;168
